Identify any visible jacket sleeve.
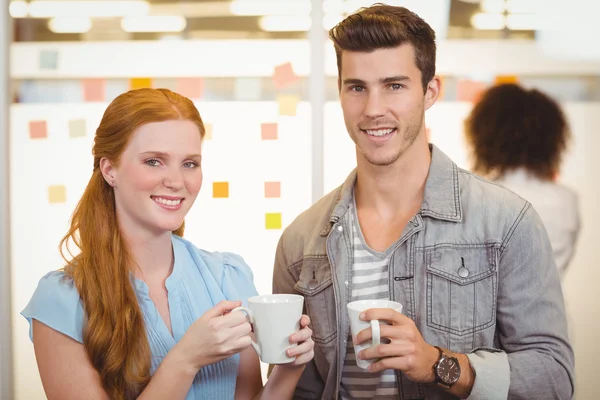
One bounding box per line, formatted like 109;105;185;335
467;203;575;399
271;233;326;400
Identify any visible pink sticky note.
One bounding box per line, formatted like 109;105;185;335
82;79;105;102
29;121;48;139
457;80;487;102
272;62;300;90
265;182;281;198
261;123;278;140
176;77;204;99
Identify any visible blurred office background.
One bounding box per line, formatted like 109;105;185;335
1;0;599;398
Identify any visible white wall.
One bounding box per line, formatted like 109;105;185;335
9;40;600;399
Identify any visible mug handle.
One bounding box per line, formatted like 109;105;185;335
232;306;261;356
370;319;380;347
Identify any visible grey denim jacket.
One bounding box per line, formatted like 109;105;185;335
272;145;574;400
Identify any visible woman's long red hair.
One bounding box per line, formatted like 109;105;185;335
59;88;205;398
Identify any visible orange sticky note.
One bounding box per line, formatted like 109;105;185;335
48;185;66;204
265;213;282;230
130;78;153;90
277;94;299;116
204;123;212;140
494;75;519;85
457;80;487;103
265;182;281;198
176;77;204;99
261;123;278;140
213;182;229;198
29;121;47;139
82;79;105;102
272;62;300;90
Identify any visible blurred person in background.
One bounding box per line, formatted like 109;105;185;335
21;88;314;400
465;83;581;280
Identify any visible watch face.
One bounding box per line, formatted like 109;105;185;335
437;357;461;385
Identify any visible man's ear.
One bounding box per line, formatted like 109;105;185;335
424;76;441;111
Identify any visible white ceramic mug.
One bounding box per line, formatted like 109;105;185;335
347;299;403;369
233;294;304;364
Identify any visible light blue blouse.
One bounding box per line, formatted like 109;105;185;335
21;235;259;400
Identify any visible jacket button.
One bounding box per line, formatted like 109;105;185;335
458;267;470;278
337;225;343;232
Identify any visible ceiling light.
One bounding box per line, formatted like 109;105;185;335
48;17;92;33
506;13;540;30
28;1;149;18
259;16;311;32
506;0;542;13
481;0;505;13
471;12;505;30
121;16;187;33
230;0;311;16
9;1;28;18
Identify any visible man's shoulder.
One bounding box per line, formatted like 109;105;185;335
279;185;342;254
457;168;531;223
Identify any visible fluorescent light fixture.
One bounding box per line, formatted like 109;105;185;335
471;12;505;30
506;0;542;13
231;0;311;16
121;16;187;32
48;17;92;33
259;16;311;32
28;1;150;18
506;13;540;30
481;0;505;13
9;1;28;18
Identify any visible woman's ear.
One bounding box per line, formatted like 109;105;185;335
99;157;117;187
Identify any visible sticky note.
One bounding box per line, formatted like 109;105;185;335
277;94;299;116
204;123;212;140
265;213;282;230
495;75;519;85
261;123;278;140
272;62;300;89
68;119;86;138
265;182;281;198
213;182;229;198
39;50;58;70
82;79;105;102
130;78;153;90
29;121;47;139
234;77;262;101
176;77;204;99
457;80;487;102
48;185;66;204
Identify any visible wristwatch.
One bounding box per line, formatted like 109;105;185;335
433;346;461;389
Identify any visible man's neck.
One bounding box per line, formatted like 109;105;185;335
355;139;431;219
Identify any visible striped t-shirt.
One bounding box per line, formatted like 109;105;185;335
340;201;399;399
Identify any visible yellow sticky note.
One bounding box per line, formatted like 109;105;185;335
69;119;86;138
204;123;212;140
48;185;66;204
130;78;153;90
265;213;282;230
277;95;299;116
213;182;229;198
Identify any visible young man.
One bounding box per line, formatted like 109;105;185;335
272;4;574;400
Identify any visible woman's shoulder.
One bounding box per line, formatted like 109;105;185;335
173;235;258;299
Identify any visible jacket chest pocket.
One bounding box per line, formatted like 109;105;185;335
425;245;498;335
293;258;337;345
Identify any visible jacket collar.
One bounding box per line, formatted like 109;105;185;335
321;144;462;236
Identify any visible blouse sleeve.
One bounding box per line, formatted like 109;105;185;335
220;253;259;306
20;271;85;343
